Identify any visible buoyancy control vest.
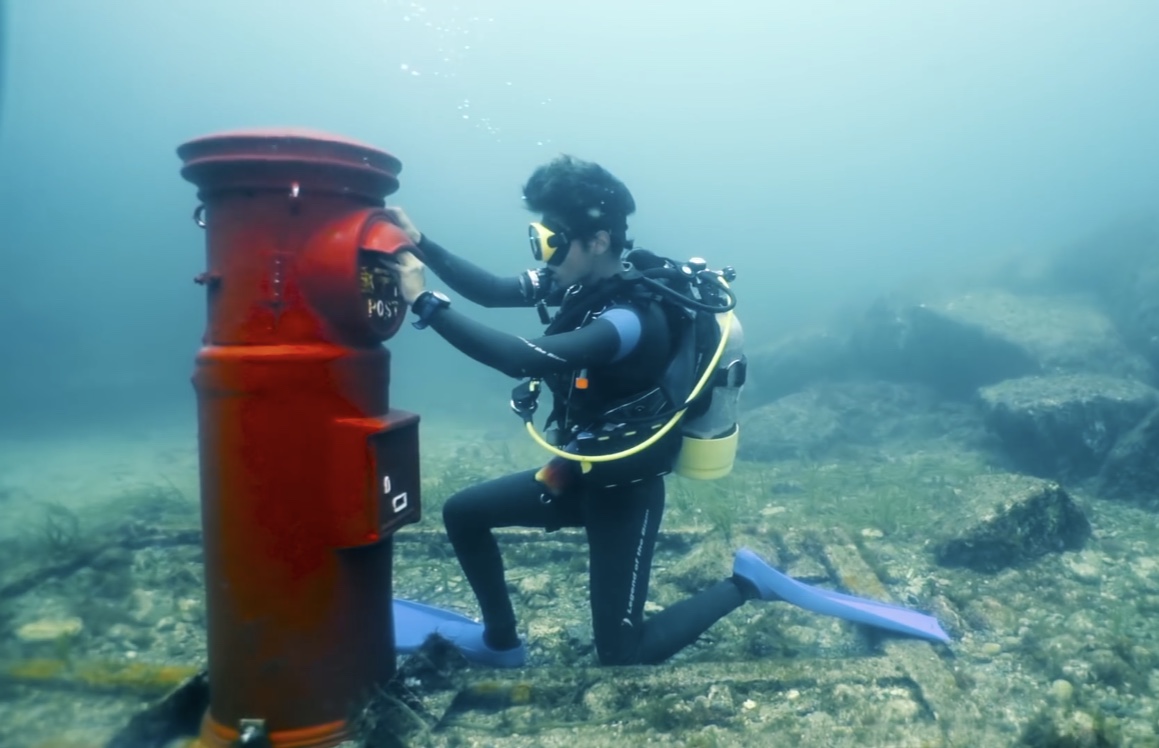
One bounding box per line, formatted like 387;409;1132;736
509;249;746;480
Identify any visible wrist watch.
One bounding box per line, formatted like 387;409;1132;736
410;290;450;329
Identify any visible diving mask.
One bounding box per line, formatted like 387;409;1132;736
528;219;572;266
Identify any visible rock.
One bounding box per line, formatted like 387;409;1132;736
978;374;1159;482
738;390;841;462
582;681;620;722
1094;405;1159;509
744;328;853;406
177;597;204;624
738;380;984;462
16;617;84;642
931;473;1092;573
1123;264;1159;365
1046;216;1159;372
1063;553;1102;585
1049;679;1075;706
850;289;1153;398
1020;707;1121;748
517;572;552;597
90;547;134;572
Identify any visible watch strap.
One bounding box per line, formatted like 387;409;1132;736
411;291;448;329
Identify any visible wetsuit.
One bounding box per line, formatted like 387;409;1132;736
416;235;751;665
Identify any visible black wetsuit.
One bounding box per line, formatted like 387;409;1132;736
416;235;750;665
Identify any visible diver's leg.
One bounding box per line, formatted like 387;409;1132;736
630;578;749;664
584;476;665;665
442;468;561;649
586;477;749;665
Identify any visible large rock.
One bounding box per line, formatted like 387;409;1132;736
1046;216;1159;371
737;390;841;462
931;474;1092;573
850;289;1154;398
743;328;853;407
1094;406;1159;509
738;380;985;462
978;374;1159;482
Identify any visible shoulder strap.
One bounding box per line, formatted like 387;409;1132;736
543;273;648;334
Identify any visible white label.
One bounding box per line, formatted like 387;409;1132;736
382;475;391;493
391;492;409;513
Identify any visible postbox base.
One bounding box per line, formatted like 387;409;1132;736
195;713;353;748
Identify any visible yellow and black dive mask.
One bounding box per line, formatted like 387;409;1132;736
528;220;572;266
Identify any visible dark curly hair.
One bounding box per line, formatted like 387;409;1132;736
522;155;636;252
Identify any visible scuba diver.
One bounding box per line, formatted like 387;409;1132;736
384;155;950;668
384;155;766;667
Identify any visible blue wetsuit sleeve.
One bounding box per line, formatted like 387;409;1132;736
423;303;644;379
417;235;564;308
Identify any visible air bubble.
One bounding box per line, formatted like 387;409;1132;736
384;3;541;146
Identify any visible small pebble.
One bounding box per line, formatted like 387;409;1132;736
1050;679;1074;705
1064;556;1101;585
518;573;551;596
16;618;83;642
177;598;203;623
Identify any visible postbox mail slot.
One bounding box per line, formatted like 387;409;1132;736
368;411;422;537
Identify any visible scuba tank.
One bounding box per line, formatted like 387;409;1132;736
648;253;746;480
674;311;746;480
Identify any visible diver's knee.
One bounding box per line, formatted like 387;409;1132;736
441;490;477;536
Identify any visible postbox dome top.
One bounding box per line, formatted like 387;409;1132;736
178;127;402;201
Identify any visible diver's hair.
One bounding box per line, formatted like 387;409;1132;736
522;154;636;253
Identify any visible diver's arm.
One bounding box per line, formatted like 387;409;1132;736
418;235;556;308
424;306;639;379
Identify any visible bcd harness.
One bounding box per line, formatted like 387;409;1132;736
509;249;746;479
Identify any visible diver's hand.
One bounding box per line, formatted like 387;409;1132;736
384;250;427;305
383;206;422;244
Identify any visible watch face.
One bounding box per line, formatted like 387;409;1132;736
358;250;405;336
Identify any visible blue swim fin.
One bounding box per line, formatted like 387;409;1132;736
391;598;527;668
393;598;482;653
733;548;951;644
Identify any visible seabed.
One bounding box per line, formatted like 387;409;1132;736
1;420;1157;747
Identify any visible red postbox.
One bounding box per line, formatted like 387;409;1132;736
177;128;421;748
